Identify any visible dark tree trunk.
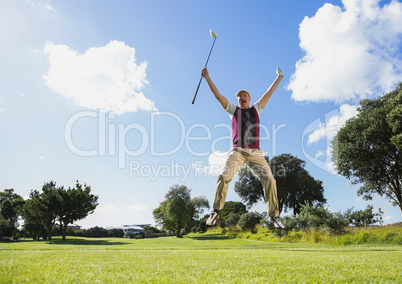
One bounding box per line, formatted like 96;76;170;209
47;225;52;240
62;222;68;240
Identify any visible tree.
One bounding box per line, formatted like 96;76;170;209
0;216;12;238
332;83;402;212
56;181;98;240
235;154;326;215
23;182;60;240
345;205;377;228
0;189;22;204
153;185;209;238
220;201;247;219
0;189;25;239
22;181;98;240
22;195;47;240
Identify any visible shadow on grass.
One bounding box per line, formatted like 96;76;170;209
185;234;232;241
46;239;128;246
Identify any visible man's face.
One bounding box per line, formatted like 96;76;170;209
237;91;251;109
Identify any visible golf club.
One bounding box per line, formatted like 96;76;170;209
192;29;218;104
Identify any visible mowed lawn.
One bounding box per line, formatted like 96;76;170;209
1;233;401;283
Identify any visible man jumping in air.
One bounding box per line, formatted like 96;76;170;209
202;66;285;229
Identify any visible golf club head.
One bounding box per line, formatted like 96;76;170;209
210;29;217;38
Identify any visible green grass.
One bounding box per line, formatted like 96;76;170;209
1;232;401;283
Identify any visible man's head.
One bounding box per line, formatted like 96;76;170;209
236;89;251;109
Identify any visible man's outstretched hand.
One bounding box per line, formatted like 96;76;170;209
276;67;283;77
201;67;209;78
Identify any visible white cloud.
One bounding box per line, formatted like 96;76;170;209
302;104;358;174
193;151;229;176
43;40;157;114
99;203;147;214
288;0;402;103
127;204;147;213
26;0;57;13
80;202;152;228
0;106;3;113
315;150;325;159
307;104;358;145
207;151;229;175
99;203;122;213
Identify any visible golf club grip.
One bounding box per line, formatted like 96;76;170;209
192;76;203;104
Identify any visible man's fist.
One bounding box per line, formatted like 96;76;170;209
201;67;209;77
276;67;283;77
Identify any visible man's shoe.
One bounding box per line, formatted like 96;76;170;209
267;217;285;229
275;217;285;229
206;211;220;226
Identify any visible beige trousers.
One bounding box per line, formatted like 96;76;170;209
213;147;279;217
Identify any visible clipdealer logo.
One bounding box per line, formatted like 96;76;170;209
64;109;287;179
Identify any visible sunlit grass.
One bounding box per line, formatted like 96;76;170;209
1;232;401;283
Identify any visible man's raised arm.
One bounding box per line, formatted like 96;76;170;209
201;67;228;109
258;68;284;109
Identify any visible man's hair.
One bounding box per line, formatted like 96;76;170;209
236;89;250;97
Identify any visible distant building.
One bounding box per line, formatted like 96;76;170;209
70;224;81;230
105;224;151;235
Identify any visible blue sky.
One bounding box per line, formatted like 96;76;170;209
1;0;401;227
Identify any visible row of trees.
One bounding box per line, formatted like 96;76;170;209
0;181;98;240
51;225;164;239
152;188;382;238
219;202;382;234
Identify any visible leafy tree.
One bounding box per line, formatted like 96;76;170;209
344;205;377;228
0;216;12;238
56;181;98;240
22;181;98;240
235;154;326;215
332;83;402;212
23;182;60;240
22;196;47;240
0;189;22;204
220;201;247;219
153;185;209;238
0;189;25;239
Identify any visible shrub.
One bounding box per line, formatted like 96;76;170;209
238;212;262;233
226;214;240;229
108;229;124;238
125;232;136;239
284;202;348;233
82;226;109;238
